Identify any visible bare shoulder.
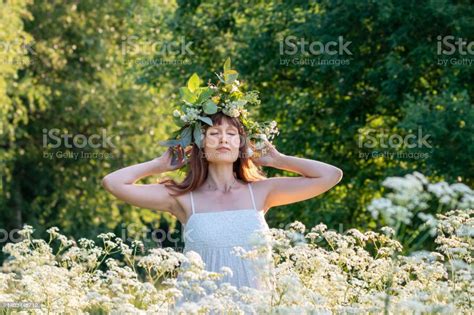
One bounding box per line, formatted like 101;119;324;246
249;179;274;214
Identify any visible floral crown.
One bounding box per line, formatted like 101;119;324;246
159;58;279;163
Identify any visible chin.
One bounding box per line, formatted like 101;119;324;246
206;150;238;163
208;157;237;164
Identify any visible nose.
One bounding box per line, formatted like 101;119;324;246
219;133;229;143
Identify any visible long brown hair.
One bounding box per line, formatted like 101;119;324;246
159;112;267;196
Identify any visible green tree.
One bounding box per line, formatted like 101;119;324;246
0;0;178;252
143;0;473;235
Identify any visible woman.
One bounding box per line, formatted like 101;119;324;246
102;111;343;303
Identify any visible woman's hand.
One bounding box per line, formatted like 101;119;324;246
250;137;283;167
155;145;191;172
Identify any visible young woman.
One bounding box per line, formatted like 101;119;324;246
102;111;343;300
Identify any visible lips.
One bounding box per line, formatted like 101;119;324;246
217;147;231;152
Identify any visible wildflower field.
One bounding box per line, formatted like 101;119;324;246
1;210;472;314
1;173;472;314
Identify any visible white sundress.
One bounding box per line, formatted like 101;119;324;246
173;182;273;306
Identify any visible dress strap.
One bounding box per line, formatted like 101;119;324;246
190;191;195;214
248;182;257;211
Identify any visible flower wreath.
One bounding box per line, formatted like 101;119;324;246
159;58;279;165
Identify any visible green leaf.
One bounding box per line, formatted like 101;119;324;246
224;70;238;84
197;87;214;104
172;128;183;138
202;100;218;114
223;57;231;72
216;72;225;83
198;116;213;126
179;87;190;98
158;139;181;147
179;87;197;103
193;122;203;148
187;73;201;93
180;126;192;147
173;115;185;127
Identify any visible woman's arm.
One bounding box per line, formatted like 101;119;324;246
252;139;343;211
102;147;188;214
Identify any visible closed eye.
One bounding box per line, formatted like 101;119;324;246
210;132;237;135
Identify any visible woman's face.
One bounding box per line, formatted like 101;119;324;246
203;119;241;163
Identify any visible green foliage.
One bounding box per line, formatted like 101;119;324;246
144;0;473;234
0;0;472;264
0;0;180;262
399;90;474;179
0;0;34;224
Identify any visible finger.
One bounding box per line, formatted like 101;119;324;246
265;139;275;150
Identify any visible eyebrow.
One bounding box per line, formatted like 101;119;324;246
209;126;237;131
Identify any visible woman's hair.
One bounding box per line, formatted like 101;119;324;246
158;112;267;196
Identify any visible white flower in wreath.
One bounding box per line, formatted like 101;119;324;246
255;140;266;150
246;147;254;157
184;107;200;121
223;107;240;117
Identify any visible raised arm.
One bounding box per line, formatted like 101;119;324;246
102;146;188;215
251;139;343;211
